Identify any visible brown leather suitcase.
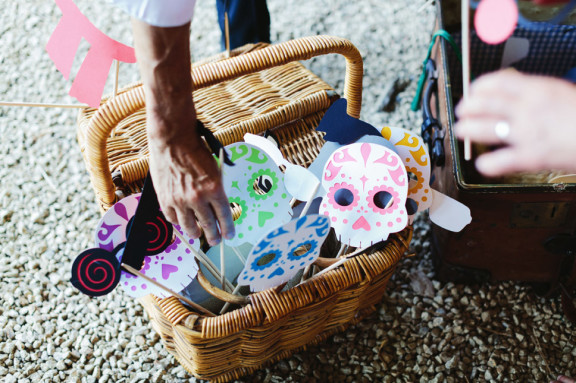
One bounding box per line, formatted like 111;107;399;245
420;0;576;293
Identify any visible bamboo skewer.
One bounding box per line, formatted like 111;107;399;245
220;241;226;291
218;148;227;291
298;180;323;283
0;101;89;109
462;0;472;161
231;246;246;263
224;12;231;58
298;182;320;217
173;229;234;291
113;60;120;98
121;263;215;317
219;284;243;314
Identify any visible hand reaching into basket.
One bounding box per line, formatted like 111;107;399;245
132;20;235;246
454;69;576;177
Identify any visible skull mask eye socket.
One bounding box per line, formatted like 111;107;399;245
372;190;393;210
327;182;359;212
334;188;354;206
405;198;419;215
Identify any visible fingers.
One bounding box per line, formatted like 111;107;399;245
474;147;544;177
193;201;222;246
176;207;202;240
210;192;235;241
551;376;576;383
455;118;511;145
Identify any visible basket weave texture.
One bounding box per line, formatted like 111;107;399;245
76;35;412;382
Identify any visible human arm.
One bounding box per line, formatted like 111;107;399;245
455;69;576;177
131;19;234;246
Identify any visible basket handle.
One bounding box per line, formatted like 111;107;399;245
85;35;363;209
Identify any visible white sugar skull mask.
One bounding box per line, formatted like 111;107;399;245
320;142;408;247
223;142;292;247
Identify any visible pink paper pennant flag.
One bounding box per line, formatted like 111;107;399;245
46;0;136;107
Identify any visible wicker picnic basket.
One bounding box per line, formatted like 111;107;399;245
76;35;412;382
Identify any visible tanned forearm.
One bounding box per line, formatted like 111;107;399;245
130;19;234;246
131;19;198;146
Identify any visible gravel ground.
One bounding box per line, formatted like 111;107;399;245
0;1;575;382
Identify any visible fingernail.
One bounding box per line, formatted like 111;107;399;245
225;232;235;240
210;238;221;246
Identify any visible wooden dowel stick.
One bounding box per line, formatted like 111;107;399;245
121;263;215;317
299;182;320;217
231;246;246;263
337;243;348;257
462;0;472;161
113;60;120;98
307;245;372;282
173;229;234;291
220;241;226;291
224;12;231;58
0;101;89;109
217;148;227;291
219;284;243;314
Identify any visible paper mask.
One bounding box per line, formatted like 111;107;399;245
94;193;200;298
114;225;199;299
244;133;321;201
223;142;292;246
238;215;330;292
381;126;433;219
46;0;136;107
320;142;408;247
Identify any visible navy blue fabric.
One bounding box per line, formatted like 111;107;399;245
216;0;271;50
448;23;576;97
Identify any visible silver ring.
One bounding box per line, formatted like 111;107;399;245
494;121;511;141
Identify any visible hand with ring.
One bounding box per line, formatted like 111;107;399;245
455;69;576;177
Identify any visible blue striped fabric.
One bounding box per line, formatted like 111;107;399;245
447;23;576;98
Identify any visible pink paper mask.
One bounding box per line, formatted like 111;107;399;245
320;142;408;247
46;0;136;107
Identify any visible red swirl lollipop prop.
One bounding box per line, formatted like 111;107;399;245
71;247;121;296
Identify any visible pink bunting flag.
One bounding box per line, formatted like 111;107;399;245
46;0;136;107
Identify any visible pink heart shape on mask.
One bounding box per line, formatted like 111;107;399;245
352;216;371;231
161;263;179;280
